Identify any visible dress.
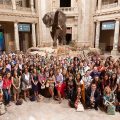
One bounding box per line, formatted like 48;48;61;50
32;75;38;92
12;77;21;94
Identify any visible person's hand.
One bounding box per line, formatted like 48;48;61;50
90;97;94;102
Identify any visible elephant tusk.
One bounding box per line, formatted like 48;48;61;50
58;25;62;30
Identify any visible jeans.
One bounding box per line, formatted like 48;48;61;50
3;89;11;105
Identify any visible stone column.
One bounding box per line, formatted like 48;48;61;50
98;0;102;10
32;23;36;47
11;0;16;10
118;0;120;6
30;0;34;12
95;21;100;48
111;20;120;55
14;22;20;51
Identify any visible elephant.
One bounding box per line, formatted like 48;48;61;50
42;10;67;47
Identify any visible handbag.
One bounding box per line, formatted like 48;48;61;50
107;105;115;115
76;102;84;112
41;85;45;89
46;82;49;88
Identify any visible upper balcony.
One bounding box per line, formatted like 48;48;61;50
0;0;36;14
52;7;78;17
96;0;120;13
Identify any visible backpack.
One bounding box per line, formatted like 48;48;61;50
30;96;36;102
16;99;23;105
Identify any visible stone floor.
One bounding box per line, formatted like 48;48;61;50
0;99;119;120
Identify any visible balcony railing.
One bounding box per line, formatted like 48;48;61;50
16;6;31;12
59;7;75;12
0;0;12;9
101;3;118;9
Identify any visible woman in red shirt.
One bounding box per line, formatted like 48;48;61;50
3;72;12;106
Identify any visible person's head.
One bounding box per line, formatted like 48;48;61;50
56;68;60;74
94;75;99;82
104;73;109;80
69;74;73;81
14;70;18;77
49;69;54;76
80;62;83;68
91;83;97;91
85;70;91;76
117;67;120;74
104;86;111;94
25;68;28;74
93;66;98;72
76;73;81;80
33;68;37;74
77;87;81;94
6;72;11;79
62;68;67;75
111;73;117;80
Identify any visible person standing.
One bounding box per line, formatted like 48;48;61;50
12;71;21;103
3;72;12;106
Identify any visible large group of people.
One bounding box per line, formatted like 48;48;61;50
0;51;120;115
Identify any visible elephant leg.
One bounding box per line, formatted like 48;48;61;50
62;35;66;45
53;35;57;47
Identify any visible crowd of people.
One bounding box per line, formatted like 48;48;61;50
0;51;120;115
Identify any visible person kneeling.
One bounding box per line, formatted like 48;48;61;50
69;87;84;112
85;82;100;110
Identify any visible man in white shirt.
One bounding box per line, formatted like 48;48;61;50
82;70;93;89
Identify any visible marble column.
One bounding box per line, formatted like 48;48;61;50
30;0;34;12
95;21;100;48
118;0;120;6
98;0;102;10
11;0;16;10
14;22;20;51
32;23;36;47
111;20;120;55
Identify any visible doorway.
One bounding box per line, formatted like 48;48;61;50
60;0;71;7
19;32;32;52
0;29;5;51
99;21;115;52
66;27;72;45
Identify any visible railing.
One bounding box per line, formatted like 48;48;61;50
16;6;31;12
59;7;75;12
0;0;12;9
102;3;118;9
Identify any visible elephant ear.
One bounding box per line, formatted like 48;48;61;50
42;12;54;28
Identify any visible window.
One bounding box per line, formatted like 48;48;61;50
60;0;71;7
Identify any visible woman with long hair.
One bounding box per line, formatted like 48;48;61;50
110;73;118;93
75;73;85;104
12;70;21;103
47;69;55;99
31;68;39;99
21;68;31;101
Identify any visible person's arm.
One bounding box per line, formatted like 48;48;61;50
12;77;17;90
31;75;35;85
18;76;21;89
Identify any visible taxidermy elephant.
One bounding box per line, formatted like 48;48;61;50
42;10;66;47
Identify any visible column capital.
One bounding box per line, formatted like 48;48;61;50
114;18;120;21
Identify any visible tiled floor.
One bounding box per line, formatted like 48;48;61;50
0;99;119;120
